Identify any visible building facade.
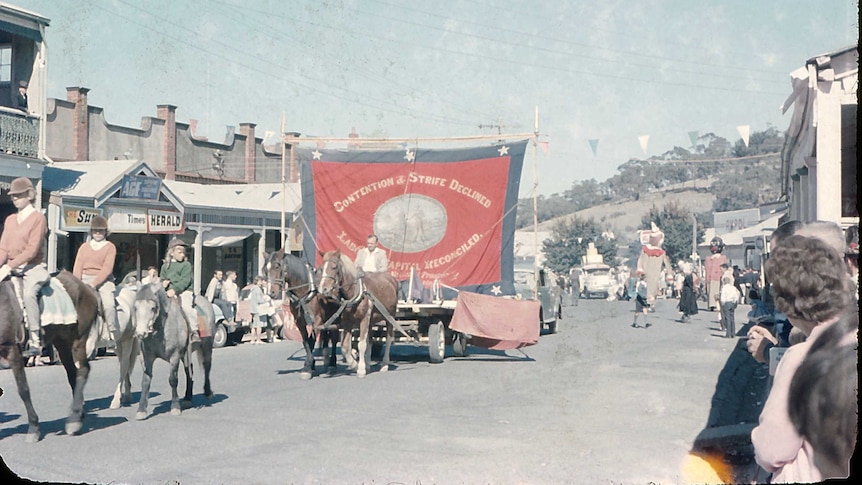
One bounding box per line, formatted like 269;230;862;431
781;45;858;228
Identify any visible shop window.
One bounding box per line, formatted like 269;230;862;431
841;104;857;218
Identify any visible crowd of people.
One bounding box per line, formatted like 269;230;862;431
744;220;858;483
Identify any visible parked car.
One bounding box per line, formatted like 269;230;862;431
512;264;562;334
581;263;614;299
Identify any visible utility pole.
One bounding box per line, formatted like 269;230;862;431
478;118;509;144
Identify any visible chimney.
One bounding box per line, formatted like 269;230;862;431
156;105;177;180
66;87;90;161
239;123;256;183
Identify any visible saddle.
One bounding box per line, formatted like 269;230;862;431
7;276;78;329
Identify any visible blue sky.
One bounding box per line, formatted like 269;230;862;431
19;0;859;196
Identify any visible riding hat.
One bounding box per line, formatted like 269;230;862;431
167;238;188;250
8;177;34;196
90;215;109;232
19;80;28;88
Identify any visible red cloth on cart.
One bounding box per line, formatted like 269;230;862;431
449;291;540;350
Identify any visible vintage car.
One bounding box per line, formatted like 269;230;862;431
513;264;562;334
581;263;614;299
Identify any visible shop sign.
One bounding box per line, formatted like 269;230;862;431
106;207;148;233
120;175;162;200
61;205;104;232
223;246;242;260
148;208;184;234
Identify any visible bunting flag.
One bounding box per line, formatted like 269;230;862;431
588;139;599;156
688;131;699;147
538;140;549;155
737;125;751;147
638;135;650;155
298;141;528;296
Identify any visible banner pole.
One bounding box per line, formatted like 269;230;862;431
533;106;539;300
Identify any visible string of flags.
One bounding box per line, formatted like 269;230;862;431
576;124;753;157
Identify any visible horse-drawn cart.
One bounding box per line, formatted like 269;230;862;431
386;299;464;363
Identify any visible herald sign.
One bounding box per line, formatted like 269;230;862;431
147;209;184;234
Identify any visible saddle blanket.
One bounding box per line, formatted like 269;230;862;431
40;278;78;326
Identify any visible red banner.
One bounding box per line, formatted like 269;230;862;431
300;142;527;293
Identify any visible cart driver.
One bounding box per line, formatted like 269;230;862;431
355;234;388;276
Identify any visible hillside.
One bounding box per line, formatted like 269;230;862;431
536;184;715;239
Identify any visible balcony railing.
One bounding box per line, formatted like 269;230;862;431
0;107;40;158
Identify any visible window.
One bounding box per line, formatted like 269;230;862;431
0;45;10;83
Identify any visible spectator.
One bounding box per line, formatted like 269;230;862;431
248;275;268;345
750;234;855;483
747;220;804;363
719;272;739;338
222;270;239;322
141;266;159;285
844;224;858;299
13;80;28;112
205;269;234;323
677;262;698;323
630;270;650;329
787;310;857;481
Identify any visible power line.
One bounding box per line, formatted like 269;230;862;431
357;0;787;83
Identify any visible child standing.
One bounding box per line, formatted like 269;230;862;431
631;270;651;328
248;275;267;345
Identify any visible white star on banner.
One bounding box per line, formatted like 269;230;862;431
404;149;415;162
491;285;502;295
312;149;322;160
498;146;509;156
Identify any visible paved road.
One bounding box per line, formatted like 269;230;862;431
0;297;765;484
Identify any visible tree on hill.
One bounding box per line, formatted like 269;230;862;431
640;202;706;265
542;216;617;273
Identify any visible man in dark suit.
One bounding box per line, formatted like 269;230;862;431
14;80;28;112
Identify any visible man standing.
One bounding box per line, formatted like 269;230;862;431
354;234;388;274
14;80;28;113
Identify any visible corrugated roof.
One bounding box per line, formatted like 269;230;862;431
42;160;140;198
164;180;302;214
700;213;784;247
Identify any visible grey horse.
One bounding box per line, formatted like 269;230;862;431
132;282;215;419
109;283;140;409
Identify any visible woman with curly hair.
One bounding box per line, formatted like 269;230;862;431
751;234;855;483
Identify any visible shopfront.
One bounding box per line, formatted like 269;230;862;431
42;160;185;282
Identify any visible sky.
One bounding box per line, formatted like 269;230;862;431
18;0;859;196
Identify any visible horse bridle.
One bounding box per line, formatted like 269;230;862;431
268;257;317;305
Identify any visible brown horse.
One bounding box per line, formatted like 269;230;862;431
0;270;100;442
317;249;398;378
264;249;339;378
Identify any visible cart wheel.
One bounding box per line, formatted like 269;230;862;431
452;332;468;357
428;321;445;364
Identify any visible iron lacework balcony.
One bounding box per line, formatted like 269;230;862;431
0;107;39;157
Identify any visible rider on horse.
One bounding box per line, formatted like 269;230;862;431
0;177;50;364
160;238;200;343
72;215;118;340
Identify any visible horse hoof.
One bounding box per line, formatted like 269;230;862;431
135;411;148;421
357;370;367;379
171;408;182;416
326;366;337;376
299;371;313;380
109;399;121;410
25;431;41;443
380;365;389;373
205;391;214;400
65;421;82;435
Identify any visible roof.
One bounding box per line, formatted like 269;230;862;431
700;212;784;247
42;160;183;209
163;180;302;214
